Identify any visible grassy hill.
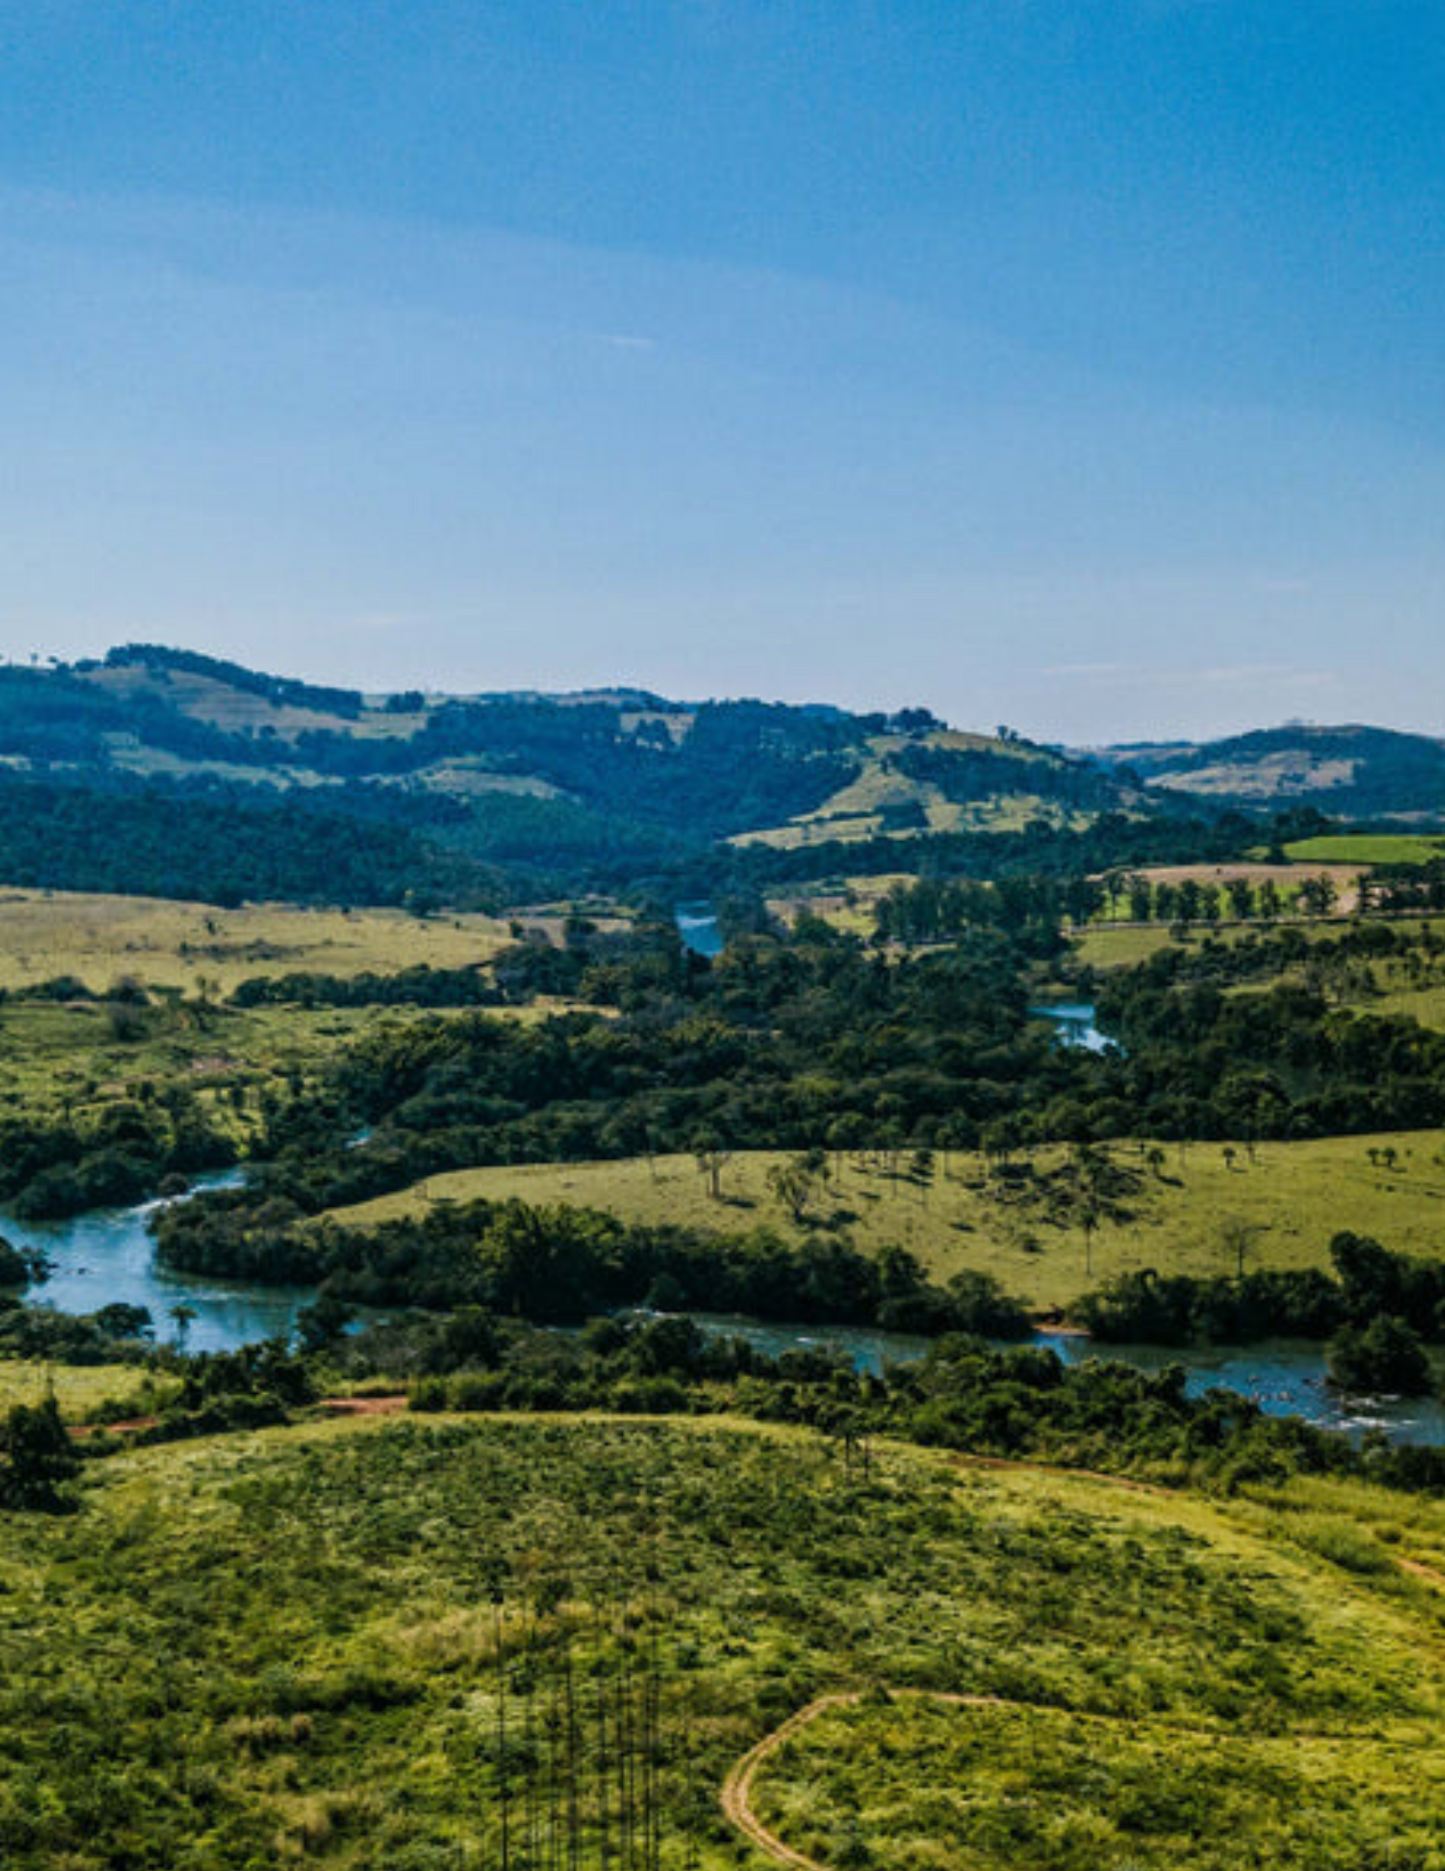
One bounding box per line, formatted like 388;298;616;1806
323;1132;1445;1310
734;729;1124;848
4;1407;1445;1867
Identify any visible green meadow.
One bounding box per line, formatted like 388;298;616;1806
4;1412;1445;1868
0;889;511;997
325;1131;1445;1311
1285;833;1445;867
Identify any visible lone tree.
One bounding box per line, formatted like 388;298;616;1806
1219;1215;1265;1279
0;1395;80;1512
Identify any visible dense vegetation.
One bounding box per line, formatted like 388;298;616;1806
0;771;487;910
1076;1231;1445;1393
3;1408;1445;1866
0;1083;237;1219
156;1189;1030;1335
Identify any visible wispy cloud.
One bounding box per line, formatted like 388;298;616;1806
1043;661;1342;692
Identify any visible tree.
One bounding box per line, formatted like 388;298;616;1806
1218;1215;1264;1279
691;1137;733;1202
1298;874;1338;920
0;1235;34;1289
1326;1315;1432;1397
0;1395;81;1510
765;1153;825;1223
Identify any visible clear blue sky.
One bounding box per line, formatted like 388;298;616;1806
3;1;1442;741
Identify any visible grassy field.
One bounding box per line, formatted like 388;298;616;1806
324;1131;1445;1309
1072;915;1422;974
0;1360;164;1420
0;889;511;996
1373;983;1445;1030
0;994;381;1139
1072;924;1200;968
4;1411;1445;1867
1286;833;1445;867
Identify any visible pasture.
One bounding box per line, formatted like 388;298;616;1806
0;889;511;997
324;1129;1445;1310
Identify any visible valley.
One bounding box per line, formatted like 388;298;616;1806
7;650;1445;1867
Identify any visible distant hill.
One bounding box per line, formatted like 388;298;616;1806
1093;724;1445;821
0;646;1152;903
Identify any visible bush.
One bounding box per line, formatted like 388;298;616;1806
1326;1315;1434;1397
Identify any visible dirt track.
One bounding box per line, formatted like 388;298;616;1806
720;1690;1004;1870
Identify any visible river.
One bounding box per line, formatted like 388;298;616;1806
5;1171;317;1355
688;1314;1445;1448
1033;1001;1114;1052
7;1181;1443;1444
675;904;723;958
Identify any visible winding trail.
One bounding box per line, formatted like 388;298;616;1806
720;1690;1004;1870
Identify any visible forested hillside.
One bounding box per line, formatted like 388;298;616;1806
1100;723;1445;817
0;647;1154;903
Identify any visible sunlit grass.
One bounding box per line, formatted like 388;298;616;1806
322;1129;1445;1309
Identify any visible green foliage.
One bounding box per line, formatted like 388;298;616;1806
0;771;485;910
3;1417;1445;1867
157;1189;1030;1336
1326;1315;1434;1397
752;1694;1445;1870
0;1394;80;1510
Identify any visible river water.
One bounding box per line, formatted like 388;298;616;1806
8;1182;1443;1444
1032;1001;1114;1052
689;1315;1445;1448
675;904;723;958
5;1171;316;1355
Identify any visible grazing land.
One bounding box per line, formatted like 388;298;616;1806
0;890;511;997
324;1132;1445;1308
0;1360;156;1419
4;1412;1445;1868
1285;833;1445;867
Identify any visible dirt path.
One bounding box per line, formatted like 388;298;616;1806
721;1690;1005;1870
1398;1555;1445;1589
319;1394;408;1418
68;1415;159;1439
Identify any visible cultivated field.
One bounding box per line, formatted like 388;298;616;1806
1285;833;1445;867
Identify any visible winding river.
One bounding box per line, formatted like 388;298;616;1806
5;938;1437;1444
7;1184;1443;1445
5;1172;316;1356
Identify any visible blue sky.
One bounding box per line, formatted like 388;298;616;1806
3;1;1442;740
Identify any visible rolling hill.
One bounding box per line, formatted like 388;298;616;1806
1096;723;1445;820
0;646;1148;903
